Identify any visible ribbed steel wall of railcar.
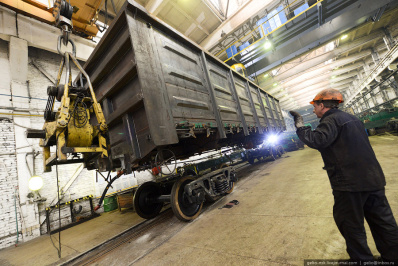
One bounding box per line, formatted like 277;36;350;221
248;83;269;129
233;78;256;128
261;94;276;128
153;28;217;128
83;13;156;165
207;63;242;128
268;96;285;129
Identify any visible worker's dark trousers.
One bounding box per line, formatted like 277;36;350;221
333;189;398;261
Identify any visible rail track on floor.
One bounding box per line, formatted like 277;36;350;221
61;160;274;265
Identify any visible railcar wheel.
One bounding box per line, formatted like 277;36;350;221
247;153;255;164
171;176;203;222
280;146;286;154
276;146;284;158
269;148;276;161
133;182;163;219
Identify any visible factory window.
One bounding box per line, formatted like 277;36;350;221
268;9;281;31
294;3;309;16
226;45;238;58
239;41;250;55
257;5;288;35
256;17;271;37
267;6;288;31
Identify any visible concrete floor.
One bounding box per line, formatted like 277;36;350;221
0;134;397;265
133;134;398;265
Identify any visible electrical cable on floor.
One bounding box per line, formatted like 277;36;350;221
49;129;66;258
14;187;19;246
55;152;62;258
16;190;28;240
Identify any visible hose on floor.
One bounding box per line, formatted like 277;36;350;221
49;128;66;258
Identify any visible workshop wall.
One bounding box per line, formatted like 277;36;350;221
0;39;22;248
0;118;21;248
0;41;100;249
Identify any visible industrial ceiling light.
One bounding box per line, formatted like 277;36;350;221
264;73;269;78
28;175;44;191
341;35;348;40
331;75;336;79
264;40;272;50
273;82;278;86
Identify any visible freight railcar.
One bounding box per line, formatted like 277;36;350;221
82;0;285;174
30;0;286;221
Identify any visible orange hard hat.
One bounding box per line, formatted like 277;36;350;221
310;88;344;104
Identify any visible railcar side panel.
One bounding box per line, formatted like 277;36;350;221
79;0;286;170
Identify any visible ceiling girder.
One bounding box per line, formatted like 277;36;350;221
247;0;397;78
262;29;388;91
282;61;365;90
200;0;277;50
292;79;356;102
145;0;169;15
280;70;362;97
168;1;210;36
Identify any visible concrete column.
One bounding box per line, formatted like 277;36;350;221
369;90;378;106
357;70;364;81
9;36;40;241
362;93;371;109
385;80;398;98
353;102;360;113
379;85;390;102
362;60;371;77
382;28;395;51
371;48;380;65
357;101;364;112
352;79;359;93
390;75;398;96
348;85;355;96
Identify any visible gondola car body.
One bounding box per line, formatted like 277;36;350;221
80;0;285;173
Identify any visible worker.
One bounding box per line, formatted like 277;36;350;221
289;88;398;262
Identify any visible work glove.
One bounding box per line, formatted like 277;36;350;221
289;111;305;128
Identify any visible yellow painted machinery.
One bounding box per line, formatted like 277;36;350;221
0;0;104;38
231;63;248;77
27;0;108;172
